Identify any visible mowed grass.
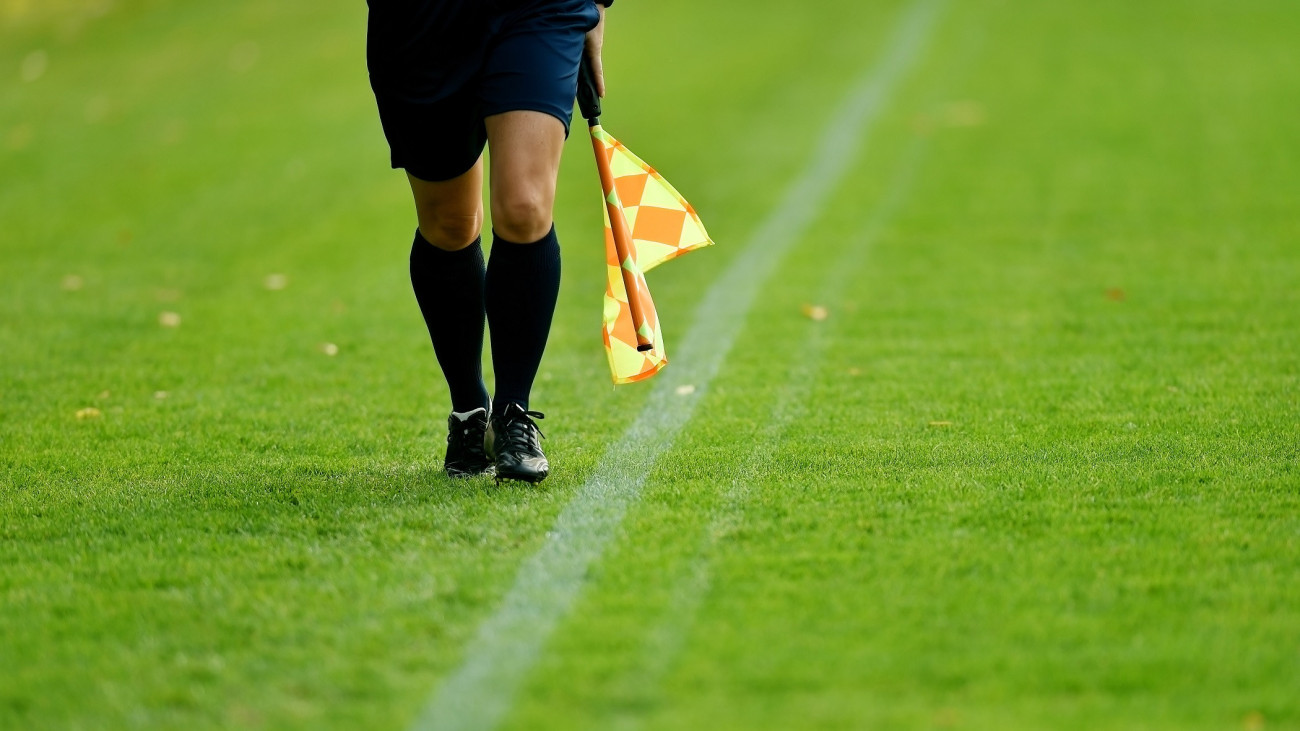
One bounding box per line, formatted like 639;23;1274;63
2;0;1298;729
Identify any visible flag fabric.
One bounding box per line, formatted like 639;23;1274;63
589;125;713;384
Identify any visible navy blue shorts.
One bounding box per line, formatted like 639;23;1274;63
367;0;601;182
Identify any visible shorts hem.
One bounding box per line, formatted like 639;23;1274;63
480;102;576;138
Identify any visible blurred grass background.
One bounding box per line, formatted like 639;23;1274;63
3;0;1299;729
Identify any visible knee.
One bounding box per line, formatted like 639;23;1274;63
491;187;553;243
419;211;481;251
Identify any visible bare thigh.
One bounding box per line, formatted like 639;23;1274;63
408;156;485;251
485;110;567;243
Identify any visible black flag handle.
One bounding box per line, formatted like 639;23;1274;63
577;54;602;125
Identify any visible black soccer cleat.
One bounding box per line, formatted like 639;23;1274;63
487;402;549;484
444;407;494;478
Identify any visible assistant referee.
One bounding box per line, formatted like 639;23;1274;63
365;0;611;483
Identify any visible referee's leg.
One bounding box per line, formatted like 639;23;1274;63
406;159;493;419
482;110;566;413
407;158;485;251
485;111;565;243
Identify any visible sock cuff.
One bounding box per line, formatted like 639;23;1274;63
412;229;483;261
490;225;559;254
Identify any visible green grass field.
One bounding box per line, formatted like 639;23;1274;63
3;0;1299;728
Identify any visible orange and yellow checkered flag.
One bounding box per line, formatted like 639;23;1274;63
589;126;713;383
578;59;713;384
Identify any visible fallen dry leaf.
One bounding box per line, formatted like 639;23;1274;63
1105;287;1126;302
76;407;102;420
229;41;260;73
20;50;48;83
61;274;84;291
929;420;953;427
910;113;935;136
158;119;186;146
944;100;986;127
801;303;829;321
85;95;111;123
7;123;34;151
154;391;169;400
159;311;181;327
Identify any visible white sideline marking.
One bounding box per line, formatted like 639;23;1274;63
620;139;931;712
412;2;945;729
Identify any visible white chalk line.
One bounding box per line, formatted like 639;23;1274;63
614;137;932;725
411;2;946;729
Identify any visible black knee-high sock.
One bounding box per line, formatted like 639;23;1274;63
484;226;561;412
409;230;490;414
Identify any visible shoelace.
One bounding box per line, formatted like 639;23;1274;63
498;409;546;452
448;416;489;459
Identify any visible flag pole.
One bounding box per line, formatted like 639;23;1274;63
578;57;655;353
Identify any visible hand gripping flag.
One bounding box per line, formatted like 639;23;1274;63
577;58;714;384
